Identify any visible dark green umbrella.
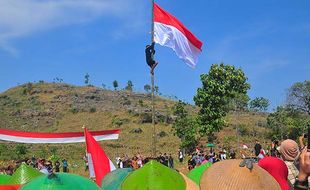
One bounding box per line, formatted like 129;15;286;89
206;143;215;147
9;163;44;184
120;160;186;190
0;174;12;184
20;173;101;190
101;168;133;190
187;162;212;185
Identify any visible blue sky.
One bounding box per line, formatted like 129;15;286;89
0;0;309;111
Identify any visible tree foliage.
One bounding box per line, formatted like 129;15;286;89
267;106;310;140
287;81;310;115
144;84;151;93
125;80;133;92
172;100;198;152
113;80;118;90
84;73;90;85
249;97;269;112
194;63;250;138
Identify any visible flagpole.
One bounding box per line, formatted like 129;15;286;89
150;0;156;158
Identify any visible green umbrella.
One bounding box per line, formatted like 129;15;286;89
0;174;12;184
20;173;101;190
101;168;133;190
206;143;215;147
9;163;44;184
120;160;186;190
187;162;212;185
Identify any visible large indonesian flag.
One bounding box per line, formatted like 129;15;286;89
154;3;203;68
84;128;116;185
0;128;119;144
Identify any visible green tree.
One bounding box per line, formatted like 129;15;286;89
144;84;151;93
229;93;250;111
172;100;198;153
113;80;118;90
249;97;270;112
287;81;310;115
154;86;159;95
125;80;133;92
84;73;90;85
267;106;310;140
194;63;250;140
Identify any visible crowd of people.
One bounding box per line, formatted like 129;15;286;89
0;156;69;175
114;152;174;170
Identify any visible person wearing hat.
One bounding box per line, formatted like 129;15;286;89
279;139;301;187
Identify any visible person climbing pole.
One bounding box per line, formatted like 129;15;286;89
145;42;158;74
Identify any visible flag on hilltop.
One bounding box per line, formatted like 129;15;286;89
84;128;116;185
154;3;203;68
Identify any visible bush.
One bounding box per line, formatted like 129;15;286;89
89;107;96;113
112;118;123;127
70;108;79;114
158;131;168;138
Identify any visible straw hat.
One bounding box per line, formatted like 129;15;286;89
200;159;281;190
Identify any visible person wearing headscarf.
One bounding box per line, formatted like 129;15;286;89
279;139;300;186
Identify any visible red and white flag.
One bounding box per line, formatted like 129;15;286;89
84;128;116;185
0;128;119;144
154;3;203;68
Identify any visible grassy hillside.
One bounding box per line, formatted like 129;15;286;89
0;82;270;175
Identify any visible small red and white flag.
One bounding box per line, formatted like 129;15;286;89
154;3;203;68
84;128;116;185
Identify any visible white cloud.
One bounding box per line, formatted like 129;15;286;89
0;0;144;55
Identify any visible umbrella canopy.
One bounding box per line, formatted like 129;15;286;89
179;173;199;190
0;174;12;184
20;173;101;190
120;160;186;190
101;168;133;190
187;162;212;185
206;143;215;147
200;159;281;190
9;163;44;184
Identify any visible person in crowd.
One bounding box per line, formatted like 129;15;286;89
178;149;183;163
279;139;300;187
271;140;280;157
62;159;68;173
131;156;139;170
294;146;310;190
258;148;266;161
83;154;89;171
168;154;174;168
230;149;236;159
137;155;143;168
163;153;169;167
254;140;262;157
54;160;60;172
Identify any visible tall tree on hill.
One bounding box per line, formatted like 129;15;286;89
287;80;310;115
125;80;133;92
194;63;250;141
172;100;198;153
84;73;90;86
249;97;270;112
113;80;118;91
